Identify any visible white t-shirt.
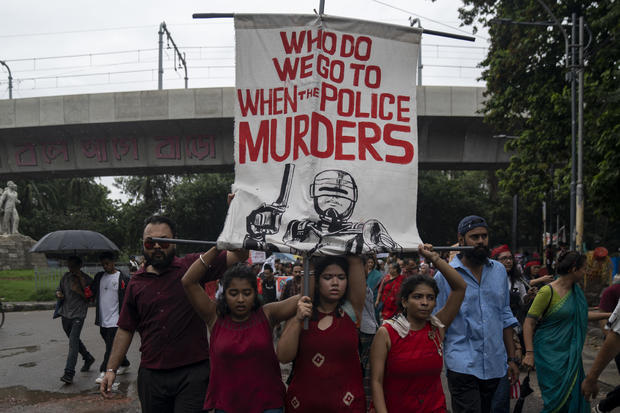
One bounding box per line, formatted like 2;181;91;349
607;301;620;335
99;271;120;328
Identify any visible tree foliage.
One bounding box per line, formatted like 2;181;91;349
111;173;234;255
417;170;543;249
457;0;620;247
14;178;122;245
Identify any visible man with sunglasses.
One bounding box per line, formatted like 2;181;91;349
100;215;247;413
433;215;519;413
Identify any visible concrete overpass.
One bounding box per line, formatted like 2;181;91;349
0;86;509;179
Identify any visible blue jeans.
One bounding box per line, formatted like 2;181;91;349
491;374;510;413
61;317;90;375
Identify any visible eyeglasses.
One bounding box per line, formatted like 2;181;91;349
498;256;513;262
143;239;171;249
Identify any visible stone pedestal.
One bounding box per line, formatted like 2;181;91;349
0;234;48;270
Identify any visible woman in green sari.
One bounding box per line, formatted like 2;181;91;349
522;251;611;413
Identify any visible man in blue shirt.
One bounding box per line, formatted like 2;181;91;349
434;215;519;413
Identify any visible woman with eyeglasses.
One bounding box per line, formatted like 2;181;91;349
522;251;611;413
490;245;534;413
491;245;537;327
524;256;554;287
182;253;300;413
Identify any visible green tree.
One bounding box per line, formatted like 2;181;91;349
14;178;123;247
163;173;234;253
111;173;234;255
458;0;620;248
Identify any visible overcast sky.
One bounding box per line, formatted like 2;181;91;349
1;0;490;200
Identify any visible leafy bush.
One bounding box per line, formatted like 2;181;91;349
29;288;56;302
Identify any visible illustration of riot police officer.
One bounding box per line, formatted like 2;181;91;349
243;165;401;254
283;169;401;254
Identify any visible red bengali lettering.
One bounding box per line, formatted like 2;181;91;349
14;143;37;167
42;141;69;164
155;136;181;160
81;139;108;162
112;138;139;160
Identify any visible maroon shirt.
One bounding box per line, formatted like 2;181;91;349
599;283;620;312
118;251;227;369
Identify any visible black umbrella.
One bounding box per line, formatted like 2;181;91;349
29;230;119;258
513;372;535;413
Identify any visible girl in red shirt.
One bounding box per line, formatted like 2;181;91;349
370;244;467;413
277;256;366;413
182;248;299;413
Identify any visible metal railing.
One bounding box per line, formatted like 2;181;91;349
34;265;131;291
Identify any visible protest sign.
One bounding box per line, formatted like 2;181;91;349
217;14;423;255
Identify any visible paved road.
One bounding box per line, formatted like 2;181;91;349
0;309;618;412
0;309;142;412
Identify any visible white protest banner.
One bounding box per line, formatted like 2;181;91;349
217;14;422;255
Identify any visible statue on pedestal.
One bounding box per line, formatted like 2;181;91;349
0;181;20;235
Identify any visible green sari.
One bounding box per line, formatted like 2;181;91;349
534;284;589;413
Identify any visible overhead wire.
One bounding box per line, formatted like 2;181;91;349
0;10;488;96
369;0;489;41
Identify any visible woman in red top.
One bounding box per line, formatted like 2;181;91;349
277;255;366;413
370;244;467;413
182;248;299;413
376;262;404;322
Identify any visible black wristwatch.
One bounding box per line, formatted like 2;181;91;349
507;357;519;364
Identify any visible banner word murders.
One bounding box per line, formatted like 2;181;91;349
218;14;423;255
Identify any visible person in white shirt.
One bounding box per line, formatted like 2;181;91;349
91;252;131;383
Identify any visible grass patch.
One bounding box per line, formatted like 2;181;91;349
0;269;34;280
0;269;60;301
29;287;56;301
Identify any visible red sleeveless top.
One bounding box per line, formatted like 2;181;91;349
205;309;285;412
285;310;365;412
383;322;446;412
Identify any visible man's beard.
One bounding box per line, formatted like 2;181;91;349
143;248;175;270
464;245;490;266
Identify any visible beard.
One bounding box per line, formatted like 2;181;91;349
464;245;490;266
143;248;175;270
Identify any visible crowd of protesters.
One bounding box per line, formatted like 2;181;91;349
52;205;620;413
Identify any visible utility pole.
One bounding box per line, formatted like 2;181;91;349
531;1;579;250
409;18;423;85
158;22;189;90
569;12;577;250
575;16;585;251
0;60;13;99
512;194;518;252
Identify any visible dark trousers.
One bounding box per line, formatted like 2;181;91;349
359;331;375;411
490;374;510;413
137;359;209;413
61;317;90;376
599;385;620;412
447;370;501;413
98;327;130;372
